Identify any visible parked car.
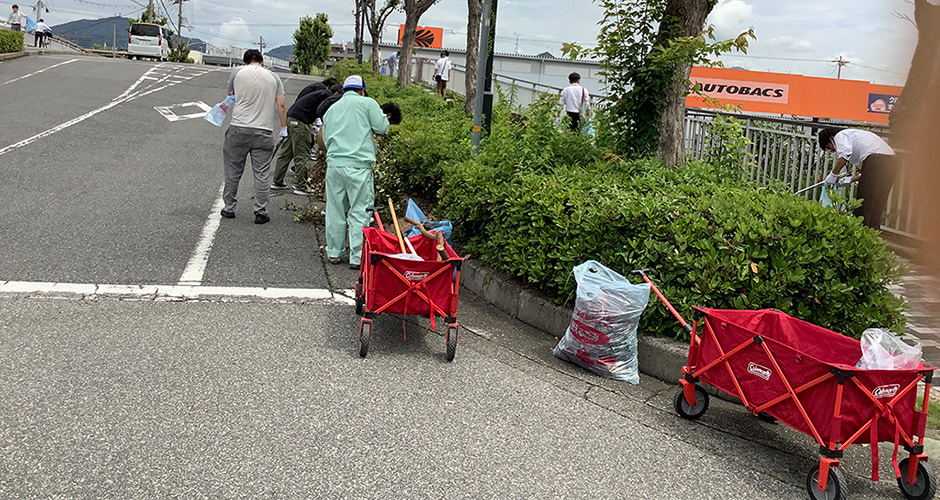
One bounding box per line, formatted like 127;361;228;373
127;23;168;61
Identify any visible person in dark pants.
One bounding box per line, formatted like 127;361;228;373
7;4;24;32
558;72;591;131
271;84;340;194
818;127;897;230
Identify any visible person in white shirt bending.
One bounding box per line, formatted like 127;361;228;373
559;72;590;131
818;127;897;229
34;19;50;47
433;50;452;98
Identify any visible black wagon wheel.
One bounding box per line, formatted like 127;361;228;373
898;457;938;500
359;320;372;358
673;385;709;420
445;324;458;362
355;282;364;316
806;463;847;500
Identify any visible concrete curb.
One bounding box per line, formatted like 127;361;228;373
460;259;688;385
0;51;29;62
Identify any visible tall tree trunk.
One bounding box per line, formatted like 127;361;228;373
464;0;483;115
397;13;418;86
655;0;712;168
354;0;362;57
371;34;383;73
891;0;940;273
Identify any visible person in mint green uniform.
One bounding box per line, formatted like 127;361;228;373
321;75;391;269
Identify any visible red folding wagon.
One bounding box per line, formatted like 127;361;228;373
635;271;937;500
354;218;463;360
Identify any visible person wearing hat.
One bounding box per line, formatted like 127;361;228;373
320;75;392;269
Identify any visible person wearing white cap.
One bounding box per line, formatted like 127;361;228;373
320;75;391;269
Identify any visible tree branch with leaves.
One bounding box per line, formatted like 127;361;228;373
294;13;333;75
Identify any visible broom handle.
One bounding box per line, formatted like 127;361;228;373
388;199;407;254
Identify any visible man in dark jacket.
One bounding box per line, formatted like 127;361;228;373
272;85;340;194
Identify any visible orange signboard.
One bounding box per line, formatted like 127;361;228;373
686;67;902;125
397;25;444;49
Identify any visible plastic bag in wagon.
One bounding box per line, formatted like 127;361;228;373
553;260;651;384
855;328;922;370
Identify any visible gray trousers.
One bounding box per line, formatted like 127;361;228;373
222;125;276;215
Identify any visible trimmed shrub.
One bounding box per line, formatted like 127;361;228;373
439;97;906;340
0;30;24;53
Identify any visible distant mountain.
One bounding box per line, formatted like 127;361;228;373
51;16;205;51
266;45;294;60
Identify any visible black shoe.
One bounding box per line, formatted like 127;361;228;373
349;263;360;270
220;209;235;219
254;213;270;224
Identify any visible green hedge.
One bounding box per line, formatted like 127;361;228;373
438;96;906;340
0;30;24;53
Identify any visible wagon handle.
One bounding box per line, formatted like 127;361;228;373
632;269;693;334
366;207;385;232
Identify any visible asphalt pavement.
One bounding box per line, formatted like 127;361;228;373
0;54;931;499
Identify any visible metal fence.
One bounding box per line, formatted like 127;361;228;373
685;110;919;238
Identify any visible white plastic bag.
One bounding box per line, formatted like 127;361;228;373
204;95;235;127
553;260;651;384
855;328;922;370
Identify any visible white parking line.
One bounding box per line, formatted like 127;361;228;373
0;58;79;86
0;280;352;304
178;185;225;285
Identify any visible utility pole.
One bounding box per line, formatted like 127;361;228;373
147;0;154;21
833;55;848;79
259;36;267;54
170;0;188;59
470;0;498;152
112;24;116;58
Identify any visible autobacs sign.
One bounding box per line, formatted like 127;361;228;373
692;77;790;104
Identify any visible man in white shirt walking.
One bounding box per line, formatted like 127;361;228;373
433;50;451;98
7;4;24;31
818;127;897;229
34;18;50;47
559;72;590;131
220;49;288;225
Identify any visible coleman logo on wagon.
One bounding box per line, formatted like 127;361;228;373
692;77;790;104
747;362;772;381
872;384;900;399
404;271;430;282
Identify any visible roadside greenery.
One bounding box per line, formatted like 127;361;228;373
0;29;24;53
324;60;906;341
437;100;906;339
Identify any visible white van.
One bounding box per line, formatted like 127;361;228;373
127;23;169;61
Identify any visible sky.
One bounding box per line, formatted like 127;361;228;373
28;0;920;86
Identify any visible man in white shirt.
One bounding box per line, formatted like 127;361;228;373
7;4;24;31
559;72;590;131
221;49;288;225
433;50;451;97
34;18;50;47
818;127;897;229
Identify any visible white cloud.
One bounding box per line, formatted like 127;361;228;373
708;0;754;39
217;17;253;47
767;35;813;54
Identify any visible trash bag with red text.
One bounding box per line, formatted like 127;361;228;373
553;260;651;384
